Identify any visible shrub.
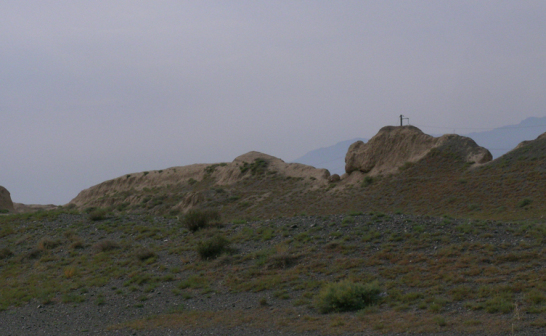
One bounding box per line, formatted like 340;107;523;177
183;209;221;232
197;235;231;260
267;253;298;269
89;208;107;221
0;209;9;214
64;267;77;279
69;239;85;249
136;248;157;261
92;240;119;253
0;247;13;259
518;198;533;208
315;280;381;313
37;237;62;250
239;158;268;175
526;289;546;305
485;296;514;313
361;176;374;187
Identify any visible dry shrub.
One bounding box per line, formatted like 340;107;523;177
267;253;298;269
37;237;62;251
136;248;156;261
69;239;85;249
64;267;77;278
183;209;221;232
92;240;119;253
17;248;41;262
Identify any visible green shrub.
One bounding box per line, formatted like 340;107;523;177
0;209;9;214
518;198;533;208
525;289;546;305
183;209;221;232
485;296;514;313
315;280;381;313
361;176;374;187
89;208;107;221
197;235;231;260
239;158;268;175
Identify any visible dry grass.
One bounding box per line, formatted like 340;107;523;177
37;237;62;250
92;240;119;253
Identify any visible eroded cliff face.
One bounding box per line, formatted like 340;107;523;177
345;126;492;176
0;186;14;212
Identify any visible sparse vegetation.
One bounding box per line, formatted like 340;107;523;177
196;235;231;260
0;247;13;259
239;158;268;175
89;208;107;221
0;210;542;334
315;280;381;313
183;209;221;232
92;240;119;253
518;198;533;208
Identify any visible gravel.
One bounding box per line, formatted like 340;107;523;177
0;212;543;335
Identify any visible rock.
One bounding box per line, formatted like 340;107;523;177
0;186;14;212
345;125;492;175
328;174;340;183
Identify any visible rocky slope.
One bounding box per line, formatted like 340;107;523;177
1;211;545;335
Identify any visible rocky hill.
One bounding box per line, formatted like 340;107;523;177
344;125;491;176
0;186;14;213
67;126;546;221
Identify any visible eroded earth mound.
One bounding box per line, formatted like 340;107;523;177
345;125;492;175
69;151;330;215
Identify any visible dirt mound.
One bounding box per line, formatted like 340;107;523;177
345;126;492;175
0;186;14;212
68;151;330;212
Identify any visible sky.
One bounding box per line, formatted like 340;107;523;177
1;1;546;205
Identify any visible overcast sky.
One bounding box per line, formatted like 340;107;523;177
2;1;546;205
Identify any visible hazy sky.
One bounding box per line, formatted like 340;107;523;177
2;1;546;205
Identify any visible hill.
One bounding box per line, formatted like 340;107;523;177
292;116;546;172
464;116;546;158
2;126;546;335
67;125;546;221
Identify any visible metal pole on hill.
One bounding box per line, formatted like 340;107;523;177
400;115;409;126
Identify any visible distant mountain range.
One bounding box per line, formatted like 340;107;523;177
292;116;546;175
